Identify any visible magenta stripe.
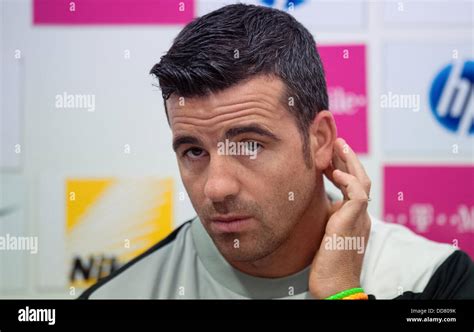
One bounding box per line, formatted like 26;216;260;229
33;0;194;25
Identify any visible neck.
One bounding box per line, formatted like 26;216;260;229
230;186;331;278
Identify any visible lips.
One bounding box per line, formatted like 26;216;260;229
209;215;253;233
210;215;252;223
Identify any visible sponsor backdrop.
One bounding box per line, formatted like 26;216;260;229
0;0;472;297
66;177;173;289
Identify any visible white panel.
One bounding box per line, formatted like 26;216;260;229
197;0;366;29
383;0;473;26
0;3;23;170
381;42;474;156
0;173;28;293
37;173;68;293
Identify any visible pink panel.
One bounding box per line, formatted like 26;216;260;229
33;0;194;25
319;44;368;154
384;165;474;258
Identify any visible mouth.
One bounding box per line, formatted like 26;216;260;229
209;215;253;233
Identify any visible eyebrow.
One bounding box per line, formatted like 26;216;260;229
172;136;203;152
172;123;280;152
224;124;280;142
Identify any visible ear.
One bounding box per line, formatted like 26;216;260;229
309;110;337;171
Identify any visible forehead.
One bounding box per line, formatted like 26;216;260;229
167;75;291;131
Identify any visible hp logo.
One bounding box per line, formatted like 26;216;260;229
429;60;474;135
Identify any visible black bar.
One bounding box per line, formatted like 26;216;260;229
0;300;472;329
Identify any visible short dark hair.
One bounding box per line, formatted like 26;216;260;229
150;3;328;163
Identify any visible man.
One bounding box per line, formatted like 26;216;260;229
80;4;474;299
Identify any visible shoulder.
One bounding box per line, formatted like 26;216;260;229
394;250;474;299
361;215;457;299
79;218;195;299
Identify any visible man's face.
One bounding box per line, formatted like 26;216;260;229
168;76;320;263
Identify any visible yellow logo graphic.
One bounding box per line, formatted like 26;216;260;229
66;177;173;288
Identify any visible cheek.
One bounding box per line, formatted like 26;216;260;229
249;158;307;208
179;168;205;208
258;155;315;212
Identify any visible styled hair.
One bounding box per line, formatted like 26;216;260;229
150;3;328;162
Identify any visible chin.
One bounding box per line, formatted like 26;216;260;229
212;237;250;259
214;237;273;263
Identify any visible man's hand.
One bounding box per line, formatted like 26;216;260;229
309;138;372;299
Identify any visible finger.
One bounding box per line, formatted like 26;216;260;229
332;139;348;174
323;160;346;194
323;160;338;186
326;139;359;193
324;142;347;190
334;138;371;196
328;200;344;216
332;169;369;202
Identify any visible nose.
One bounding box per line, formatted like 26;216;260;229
203;155;240;203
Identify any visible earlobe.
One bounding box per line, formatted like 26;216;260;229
310;110;337;171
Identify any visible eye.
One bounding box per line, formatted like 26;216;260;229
183;147;207;160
